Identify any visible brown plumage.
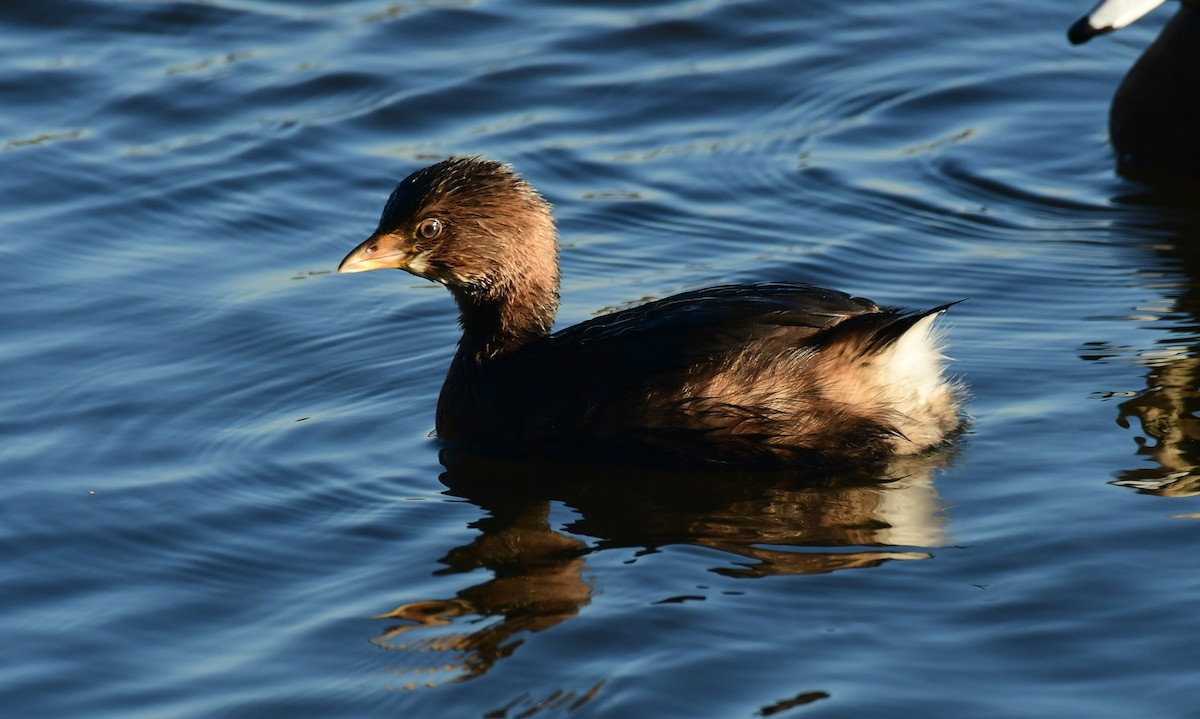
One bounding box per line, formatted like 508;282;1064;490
338;157;963;466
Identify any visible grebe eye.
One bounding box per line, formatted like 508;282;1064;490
416;218;443;240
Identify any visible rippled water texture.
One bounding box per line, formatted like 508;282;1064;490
3;1;1199;717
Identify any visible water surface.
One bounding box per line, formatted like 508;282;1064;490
2;1;1198;717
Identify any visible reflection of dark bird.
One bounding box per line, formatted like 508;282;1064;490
1114;355;1200;496
370;500;592;688
438;448;954;575
366;447;953;689
1076;190;1200;496
338;157;963;466
1069;0;1200;178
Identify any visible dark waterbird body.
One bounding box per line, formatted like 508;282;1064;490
1069;0;1200;177
338;157;963;466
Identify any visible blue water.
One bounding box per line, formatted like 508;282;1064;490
3;1;1198;717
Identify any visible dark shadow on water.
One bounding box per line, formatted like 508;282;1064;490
1091;178;1200;497
368;446;958;692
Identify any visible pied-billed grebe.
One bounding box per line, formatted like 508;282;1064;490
1069;0;1200;177
338;157;963;466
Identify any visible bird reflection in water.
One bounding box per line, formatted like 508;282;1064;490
1087;184;1200;497
1069;0;1200;493
370;493;592;690
1113;355;1200;496
368;446;956;692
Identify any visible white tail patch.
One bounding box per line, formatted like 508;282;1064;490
878;311;949;406
863;309;960;453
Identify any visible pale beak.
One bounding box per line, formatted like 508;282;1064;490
1068;0;1167;45
337;231;412;274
